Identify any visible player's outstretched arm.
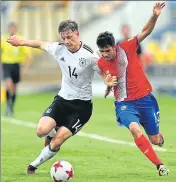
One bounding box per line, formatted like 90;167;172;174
137;2;165;43
7;35;47;50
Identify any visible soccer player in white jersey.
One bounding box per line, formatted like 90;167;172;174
7;20;117;174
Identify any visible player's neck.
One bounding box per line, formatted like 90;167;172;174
9;33;16;36
68;41;82;53
124;36;129;40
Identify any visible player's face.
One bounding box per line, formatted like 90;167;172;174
99;46;116;61
9;25;17;35
60;30;79;52
122;25;130;38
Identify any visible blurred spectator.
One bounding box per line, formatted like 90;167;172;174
116;24;151;70
116;24;143;56
1;22;32;116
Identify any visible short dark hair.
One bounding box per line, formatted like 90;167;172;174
96;31;115;48
58;20;78;33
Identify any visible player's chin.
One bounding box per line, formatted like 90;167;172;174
66;44;72;49
104;57;111;61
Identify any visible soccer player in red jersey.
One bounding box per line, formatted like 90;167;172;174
97;2;169;176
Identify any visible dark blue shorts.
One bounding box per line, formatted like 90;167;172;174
115;93;160;135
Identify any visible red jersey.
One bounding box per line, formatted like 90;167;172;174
98;36;152;101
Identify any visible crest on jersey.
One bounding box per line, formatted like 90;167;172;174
79;58;86;67
121;105;127;110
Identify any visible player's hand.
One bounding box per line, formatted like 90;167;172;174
104;86;112;98
104;71;118;87
7;35;22;47
153;2;165;17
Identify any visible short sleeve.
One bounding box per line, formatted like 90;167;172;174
44;42;60;58
91;52;101;74
119;36;139;52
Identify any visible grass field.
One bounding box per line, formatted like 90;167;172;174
1;93;176;182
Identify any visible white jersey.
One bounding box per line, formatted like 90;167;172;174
44;42;100;100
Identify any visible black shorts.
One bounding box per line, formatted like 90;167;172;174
42;95;93;135
2;63;20;84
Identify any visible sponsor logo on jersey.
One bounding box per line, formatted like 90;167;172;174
79;57;86;67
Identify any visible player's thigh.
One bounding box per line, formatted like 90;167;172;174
141;113;159;136
64;100;93;135
42;95;64;126
115;101;140;128
11;63;20;84
37;116;57;136
2;64;12;82
39;96;63;135
140;94;160;136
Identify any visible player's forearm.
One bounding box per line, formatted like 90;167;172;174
142;14;158;35
20;40;47;50
138;14;159;43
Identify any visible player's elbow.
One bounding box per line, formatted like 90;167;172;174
143;30;151;39
40;41;47;50
146;30;152;36
138;32;150;43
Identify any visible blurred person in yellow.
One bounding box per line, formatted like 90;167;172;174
1;22;31;116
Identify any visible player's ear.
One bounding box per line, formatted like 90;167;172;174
76;32;79;37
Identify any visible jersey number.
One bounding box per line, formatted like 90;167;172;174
72;119;82;133
68;66;78;79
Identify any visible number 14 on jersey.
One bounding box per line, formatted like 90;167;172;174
68;66;78;79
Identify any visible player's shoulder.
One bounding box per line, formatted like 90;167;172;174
57;42;65;49
58;42;65;46
97;57;105;67
119;36;137;46
51;42;65;51
82;43;94;54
